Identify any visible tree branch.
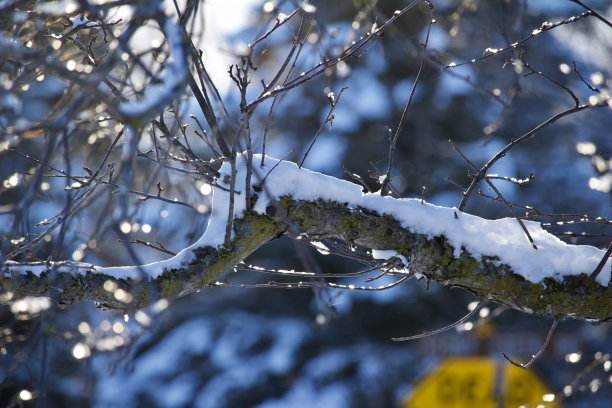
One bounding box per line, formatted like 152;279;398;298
2;156;610;322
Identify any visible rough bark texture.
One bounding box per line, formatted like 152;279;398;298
2;198;610;322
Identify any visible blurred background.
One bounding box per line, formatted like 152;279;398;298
1;0;611;407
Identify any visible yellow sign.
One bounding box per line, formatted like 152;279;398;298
403;357;560;408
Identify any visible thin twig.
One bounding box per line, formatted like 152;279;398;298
211;275;409;291
450;140;537;248
225;151;237;247
186;72;232;158
590;241;612;280
521;54;580;107
261;94;279;167
299;87;348;168
256;149;294;189
569;0;612;28
130;239;176;256
392;300;486;341
343;165;372;193
572;61;600;92
380;2;432;196
444;12;592;69
458;103;606;211
246;1;423;112
248;9;300;50
503;318;559;369
238;260;400;278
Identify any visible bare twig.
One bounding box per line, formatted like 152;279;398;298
449;140;537;248
521;54;580;107
211;275;409;291
186;72;232;158
246;1;424;112
444;12;592;69
343;166;372;193
299;87;348;168
248;9;301;51
256;149;294;190
237;260;400;279
380;2;432;196
458;103;607;212
392;300;486;341
503;318;559;369
225;150;237;247
590;241;612;280
229;58;254;210
130;239;176;256
572;61;601;92
569;0;612;28
261;94;279;167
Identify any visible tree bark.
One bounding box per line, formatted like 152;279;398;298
2;197;610;322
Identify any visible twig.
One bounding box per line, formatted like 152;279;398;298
392;300;486;341
151;119;218;181
229;58;254;210
246;1;423;112
238;260;399;278
572;61;600;92
590;241;612;280
130;239;176;256
449;140;537;248
380;2;432;196
189;115;221;158
248;8;300;50
569;0;612;28
211;275;409;291
256;149;294;189
369;161;401;198
343;165;372;193
224;151;237;247
186;72;232;158
444;12;592;69
503;318;559;369
521;54;580;107
299;87;348;168
555;353;609;403
458;103;605;211
261;94;279;167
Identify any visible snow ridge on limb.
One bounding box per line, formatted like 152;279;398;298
1;154;610;321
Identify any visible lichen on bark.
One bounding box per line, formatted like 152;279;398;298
1;197;610;322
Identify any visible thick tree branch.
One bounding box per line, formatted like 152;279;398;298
2;212;286;310
2;156;610;322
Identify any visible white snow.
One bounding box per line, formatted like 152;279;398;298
311;241;331;255
236;154;609;286
9;154;610;286
371;249;408;268
71;15;91;28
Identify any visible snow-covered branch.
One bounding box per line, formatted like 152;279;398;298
2;155;610;321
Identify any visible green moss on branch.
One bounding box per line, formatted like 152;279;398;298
2;198;610;322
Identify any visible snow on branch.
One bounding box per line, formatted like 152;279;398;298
1;155;610;321
236;156;610;286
